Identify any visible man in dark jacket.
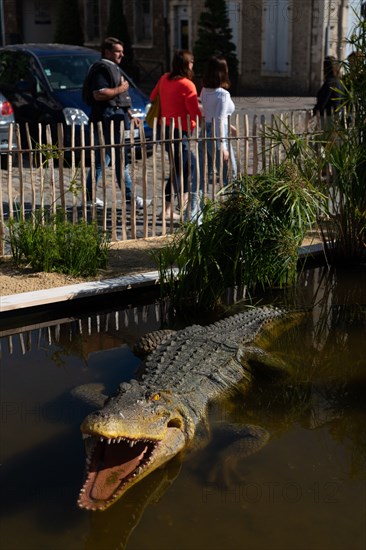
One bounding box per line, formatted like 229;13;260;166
86;36;151;209
313;56;344;119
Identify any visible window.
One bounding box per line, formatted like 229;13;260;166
0;52;46;96
172;5;190;50
227;1;241;72
34;0;52;24
0;52;15;87
134;0;153;45
262;0;292;75
40;54;99;90
84;0;101;43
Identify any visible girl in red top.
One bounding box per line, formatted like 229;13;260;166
150;50;202;220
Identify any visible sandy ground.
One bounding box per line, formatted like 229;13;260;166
0;236;173;296
0;232;321;297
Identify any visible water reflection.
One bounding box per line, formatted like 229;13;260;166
0;265;365;550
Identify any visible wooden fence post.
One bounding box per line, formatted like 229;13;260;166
0;110;314;257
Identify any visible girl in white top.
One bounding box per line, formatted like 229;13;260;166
200;55;237;186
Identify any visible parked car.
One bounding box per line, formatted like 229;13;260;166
0;43;152;156
0;91;15;168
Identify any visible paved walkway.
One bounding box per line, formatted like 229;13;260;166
232;96;315;114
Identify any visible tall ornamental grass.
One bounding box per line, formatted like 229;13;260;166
318;128;366;264
154;161;324;312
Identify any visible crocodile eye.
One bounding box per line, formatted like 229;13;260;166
151;393;161;401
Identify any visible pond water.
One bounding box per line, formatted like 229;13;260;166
0;265;365;550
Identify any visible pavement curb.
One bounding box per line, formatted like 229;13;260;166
0;242;324;314
0;270;161;313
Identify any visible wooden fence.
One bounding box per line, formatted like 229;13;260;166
0;110;314;256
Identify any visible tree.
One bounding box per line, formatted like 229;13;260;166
106;0;134;66
53;0;84;45
193;0;238;91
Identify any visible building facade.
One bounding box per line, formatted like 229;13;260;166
0;0;353;95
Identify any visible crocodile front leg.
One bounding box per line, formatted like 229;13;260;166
204;424;270;489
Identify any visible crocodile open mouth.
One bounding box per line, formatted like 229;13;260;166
78;435;158;511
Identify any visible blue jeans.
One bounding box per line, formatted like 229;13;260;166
86;110;132;201
199;121;237;186
162;126;200;220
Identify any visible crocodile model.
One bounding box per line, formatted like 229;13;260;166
77;306;294;511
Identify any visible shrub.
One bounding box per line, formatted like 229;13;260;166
264;13;366;265
154;162;324;312
7;210;110;277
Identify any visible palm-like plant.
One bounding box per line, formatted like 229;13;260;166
155;162;323;312
264;11;366;266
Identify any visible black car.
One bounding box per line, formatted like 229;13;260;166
0;43;152;153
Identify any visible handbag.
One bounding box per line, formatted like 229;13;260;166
146;88;161;128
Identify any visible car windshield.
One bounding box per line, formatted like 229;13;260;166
39;54;100;91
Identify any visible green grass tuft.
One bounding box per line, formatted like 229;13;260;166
7;209;110;277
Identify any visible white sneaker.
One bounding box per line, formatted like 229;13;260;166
94;197;104;208
135;196;153;209
87;197;104;208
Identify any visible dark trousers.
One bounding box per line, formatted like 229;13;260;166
86;108;132;200
161;126;197;204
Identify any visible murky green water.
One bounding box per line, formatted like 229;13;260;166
0;266;365;550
